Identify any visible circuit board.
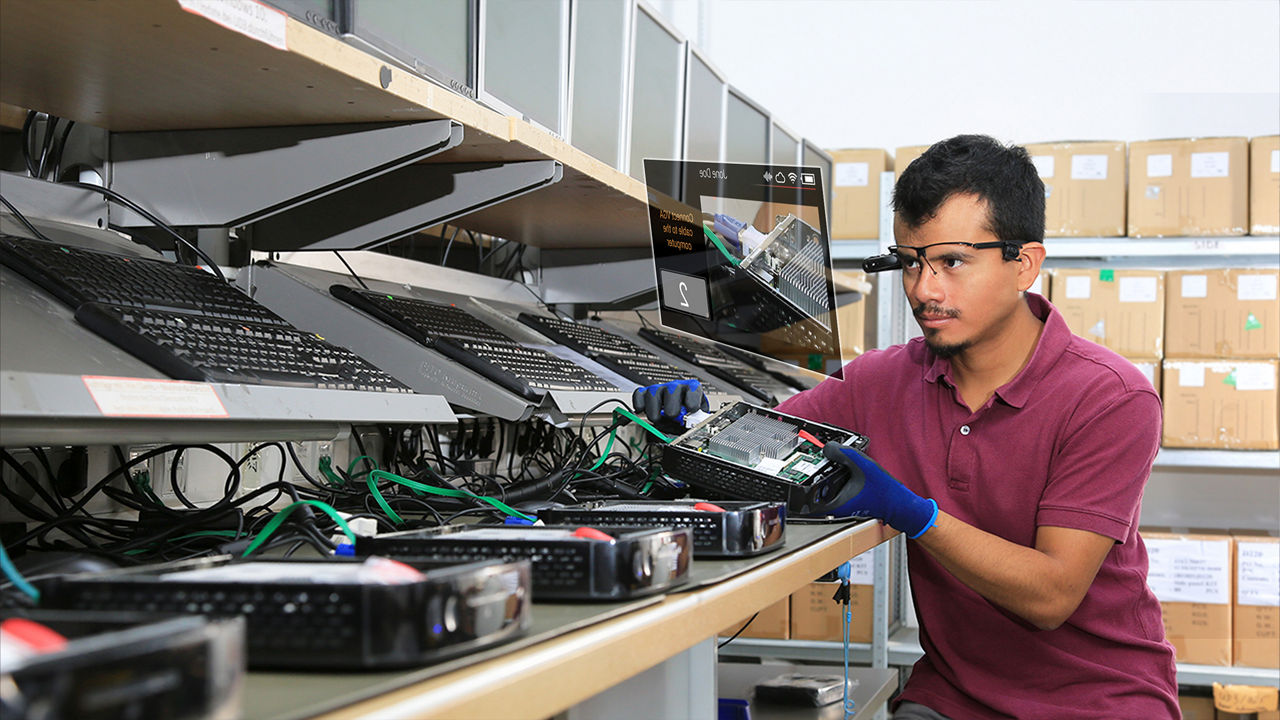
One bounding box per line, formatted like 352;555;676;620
739;214;832;328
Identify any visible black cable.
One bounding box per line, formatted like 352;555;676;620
59;181;228;283
333;251;369;289
718;612;759;649
0;193;52;241
21;111;38;177
51;119;76;182
35;117;59;180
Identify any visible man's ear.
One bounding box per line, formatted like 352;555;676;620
1015;242;1046;292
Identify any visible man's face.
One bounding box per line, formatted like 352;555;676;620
893;194;1025;358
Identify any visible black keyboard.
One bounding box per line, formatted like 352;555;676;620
0;235;409;392
517;313;697;387
329;285;616;400
637;327;792;405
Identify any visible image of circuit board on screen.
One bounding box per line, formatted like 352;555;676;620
661;401;868;515
738;214;834;330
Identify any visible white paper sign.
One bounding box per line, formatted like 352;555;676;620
1071;154;1109;180
1235;364;1277;392
1238;274;1278;301
1237;542;1280;607
1177;364;1206;387
1147;154;1173;178
1272;149;1280;174
1065;275;1092;299
847;550;875;585
1190;151;1230;178
1031;155;1055;179
1119;276;1158;303
835;162;869;187
1145;538;1231;605
83;376;228;418
179;0;288;51
1181;274;1209;298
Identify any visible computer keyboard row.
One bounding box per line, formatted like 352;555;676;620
517;313;702;388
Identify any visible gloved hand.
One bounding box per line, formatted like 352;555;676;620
819;442;939;539
631;379;709;427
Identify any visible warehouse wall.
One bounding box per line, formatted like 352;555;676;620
656;0;1280;150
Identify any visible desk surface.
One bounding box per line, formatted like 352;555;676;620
243;520;893;720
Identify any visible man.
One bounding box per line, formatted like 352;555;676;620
637;135;1178;718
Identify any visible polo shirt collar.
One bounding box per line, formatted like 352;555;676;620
923;293;1067;409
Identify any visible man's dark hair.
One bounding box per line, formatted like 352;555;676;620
892;134;1045;248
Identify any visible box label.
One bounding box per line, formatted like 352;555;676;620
1071;154;1109;180
1031;155;1055;179
1181;274;1209;298
1177;364;1206;387
1237;542;1280;607
1119;276;1158;303
835;162;869;187
1147;154;1173;178
1133;361;1157;387
1238;274;1278;301
1234;364;1277;392
1065;275;1091;299
1190;151;1230;178
848;550;874;584
1272;148;1280;174
1145;538;1230;604
83;376;228;418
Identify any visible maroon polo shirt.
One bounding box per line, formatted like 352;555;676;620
778;293;1178;719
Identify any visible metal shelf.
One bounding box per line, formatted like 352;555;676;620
1154;448;1280;471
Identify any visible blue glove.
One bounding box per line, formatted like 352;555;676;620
631;379;709;426
819;442;939;539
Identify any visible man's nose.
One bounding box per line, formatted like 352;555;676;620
906;263;944;304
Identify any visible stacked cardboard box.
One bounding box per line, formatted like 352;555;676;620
894;145;931;180
789;550;882;643
1024;141;1127;236
1233;535;1280;669
1251;135;1280;235
719;597;790;640
1145;531;1235;665
1129;138;1249;237
829;149;891;239
1163;268;1280;449
1051;268;1165;360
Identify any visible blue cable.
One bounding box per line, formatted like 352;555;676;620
0;541;39;602
838;561;856;719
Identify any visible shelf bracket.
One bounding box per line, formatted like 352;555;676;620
107;120;463;228
246;160;563;251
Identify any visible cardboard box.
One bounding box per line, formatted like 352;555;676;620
1251;135;1280;235
1162;360;1279;450
1145;532;1234;665
1165;269;1280;359
1029;269;1050;299
1214;682;1280;717
894;145;932;179
1024;141;1126;236
1179;694;1217;720
829;149;891;239
720;597;790;640
1051;268;1165;358
789;551;881;643
1129;137;1249;237
1128;358;1162;395
833;269;868;357
1234;536;1279;669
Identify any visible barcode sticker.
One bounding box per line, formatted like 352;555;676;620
84;376;228;418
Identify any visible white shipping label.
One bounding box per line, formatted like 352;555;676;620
1070;154;1109;180
1190;151;1230;178
1065;275;1092;299
1181;274;1209;298
847;550;875;585
1272;149;1280;174
1177;364;1206;387
1237;274;1278;301
1145;538;1231;605
83;376;228;418
1119;276;1159;303
179;0;288;51
1237;542;1280;607
1031;155;1055;179
835;162;870;187
1134;362;1157;387
1147;154;1173;178
1234;364;1277;392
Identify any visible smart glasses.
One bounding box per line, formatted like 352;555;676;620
861;241;1018;274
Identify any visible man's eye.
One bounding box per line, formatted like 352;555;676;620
902;256;921;269
942;258;965;269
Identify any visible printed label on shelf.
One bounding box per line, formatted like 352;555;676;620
835;162;869;187
83;376;228;418
1030;155;1055;179
1237;542;1280;607
179;0;288;52
1234;363;1277;392
1190;151;1230;178
1119;276;1158;303
1176;364;1206;388
847;550;874;585
1065;275;1091;299
1070;154;1108;180
1181;274;1209;298
1146;154;1173;178
1237;273;1278;301
1145;537;1230;605
1272;149;1280;174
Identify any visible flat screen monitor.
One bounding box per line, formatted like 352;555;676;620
771;121;800;166
263;0;340;36
683;47;725;163
627;3;685;179
569;0;631;168
344;0;476;98
479;0;570;135
803;140;834;222
725;87;769;165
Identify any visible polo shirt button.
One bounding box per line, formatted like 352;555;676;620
960;425;971;436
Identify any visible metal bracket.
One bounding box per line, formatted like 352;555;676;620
247;160;563;251
0;172;107;231
107;120;463;228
